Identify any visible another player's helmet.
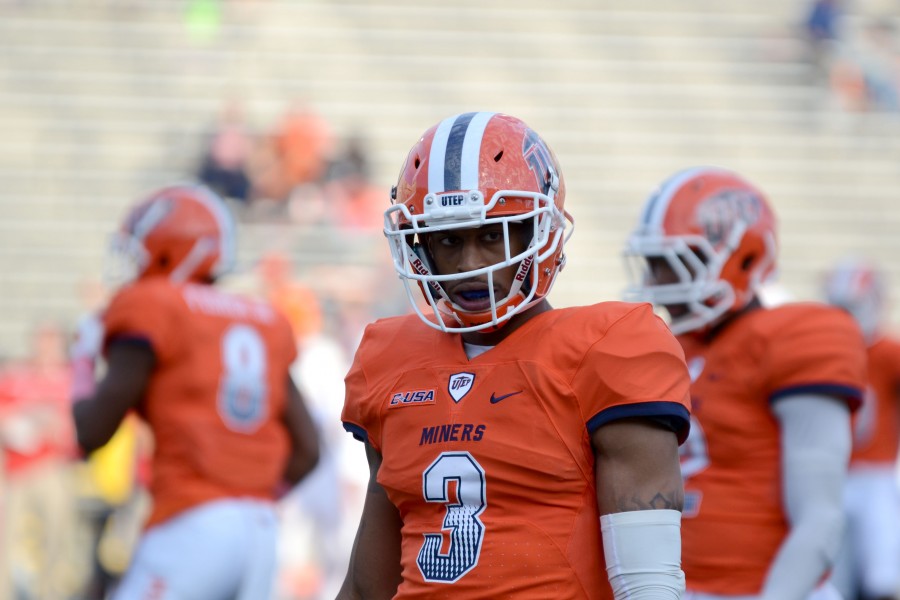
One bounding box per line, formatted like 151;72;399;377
823;256;886;343
109;183;236;285
385;112;573;333
623;166;777;335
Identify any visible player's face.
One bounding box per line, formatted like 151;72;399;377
427;222;529;313
646;256;690;319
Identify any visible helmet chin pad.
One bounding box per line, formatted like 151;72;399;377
436;291;529;332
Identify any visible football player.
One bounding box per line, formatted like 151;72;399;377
623;166;867;600
338;112;691;600
72;183;320;600
824;257;900;600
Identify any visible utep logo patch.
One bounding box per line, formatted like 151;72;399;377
389;389;436;408
696;189;762;246
522;129;556;195
448;372;475;403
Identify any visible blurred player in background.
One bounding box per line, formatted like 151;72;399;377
623;166;867;600
72;183;320;600
0;321;81;599
824;257;900;600
338;112;691;600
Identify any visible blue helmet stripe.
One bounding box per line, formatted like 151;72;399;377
443;112;477;191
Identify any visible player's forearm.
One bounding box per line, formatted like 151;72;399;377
72;398;114;453
336;566;397;600
759;506;844;600
760;453;846;599
763;394;851;600
338;501;402;600
601;509;685;599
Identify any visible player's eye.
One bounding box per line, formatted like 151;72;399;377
435;233;461;247
481;229;504;243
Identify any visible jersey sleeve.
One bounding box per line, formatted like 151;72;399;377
765;305;866;409
102;281;184;364
341;322;385;451
573;303;692;442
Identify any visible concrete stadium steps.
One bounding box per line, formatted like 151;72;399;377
2;0;900;357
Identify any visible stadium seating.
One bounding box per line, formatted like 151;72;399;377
1;0;899;357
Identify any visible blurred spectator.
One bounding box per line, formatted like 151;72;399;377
829;45;870;113
325;131;370;184
319;132;384;234
196;100;254;206
275;103;333;191
827;17;900;115
857;18;900;112
0;321;81;600
806;0;841;42
249;103;334;211
257;250;324;349
804;0;843;81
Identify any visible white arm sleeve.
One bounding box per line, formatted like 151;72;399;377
601;509;685;600
760;393;852;600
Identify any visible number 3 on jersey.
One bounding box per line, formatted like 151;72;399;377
417;452;487;583
218;324;268;433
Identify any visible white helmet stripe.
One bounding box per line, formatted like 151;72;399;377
427;112;496;193
190;183;236;274
460;111;496;190
427;115;455;193
643;165;723;230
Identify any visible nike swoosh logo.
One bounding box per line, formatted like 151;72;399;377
490;391;523;404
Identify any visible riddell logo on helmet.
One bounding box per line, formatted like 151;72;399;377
514;256;534;281
411;257;429;276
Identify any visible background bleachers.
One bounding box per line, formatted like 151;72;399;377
2;0;900;358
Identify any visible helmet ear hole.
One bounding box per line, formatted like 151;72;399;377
741;254;756;271
494;151;503;162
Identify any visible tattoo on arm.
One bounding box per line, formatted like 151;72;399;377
619;491;682;512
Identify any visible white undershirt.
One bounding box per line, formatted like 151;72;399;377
463;342;494;360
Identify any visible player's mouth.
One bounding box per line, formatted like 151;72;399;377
450;284;497;312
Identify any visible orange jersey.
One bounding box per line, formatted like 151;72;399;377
102;278;297;528
677;303;866;596
852;335;900;465
342;302;691;599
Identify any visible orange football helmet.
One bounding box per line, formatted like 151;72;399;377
109;183;236;285
623;166;777;335
385;112;573;333
823;256;886;343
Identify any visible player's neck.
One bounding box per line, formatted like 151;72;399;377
460;299;552;347
702;296;763;342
